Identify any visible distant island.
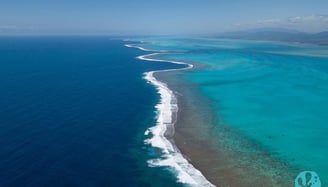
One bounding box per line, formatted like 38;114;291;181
217;28;328;46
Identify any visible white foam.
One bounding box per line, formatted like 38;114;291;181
125;44;169;53
126;42;215;187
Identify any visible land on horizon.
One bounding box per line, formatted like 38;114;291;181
215;28;328;45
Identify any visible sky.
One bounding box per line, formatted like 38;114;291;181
0;0;328;35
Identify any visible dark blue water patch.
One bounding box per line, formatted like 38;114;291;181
0;37;184;187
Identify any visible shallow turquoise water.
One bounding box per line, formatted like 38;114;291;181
139;38;328;185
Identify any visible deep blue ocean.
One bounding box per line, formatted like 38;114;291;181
0;37;184;187
3;36;328;186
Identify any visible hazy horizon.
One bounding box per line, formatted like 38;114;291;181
1;0;328;35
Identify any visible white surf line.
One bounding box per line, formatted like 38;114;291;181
126;44;215;187
125;44;169;53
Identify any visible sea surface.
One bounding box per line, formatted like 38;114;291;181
133;37;328;186
0;37;185;187
1;36;328;187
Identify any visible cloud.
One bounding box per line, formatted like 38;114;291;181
252;15;328;26
255;15;328;25
287;15;328;23
257;19;281;24
232;23;250;27
231;15;328;32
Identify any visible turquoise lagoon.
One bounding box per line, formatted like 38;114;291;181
136;38;328;185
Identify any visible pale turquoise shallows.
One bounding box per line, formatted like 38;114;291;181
139;38;328;185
